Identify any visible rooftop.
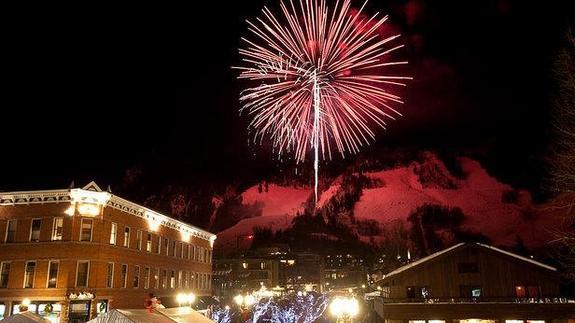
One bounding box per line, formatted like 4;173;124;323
0;181;216;242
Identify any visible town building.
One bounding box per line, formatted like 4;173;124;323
0;182;216;322
212;247;322;299
322;253;366;291
371;242;575;322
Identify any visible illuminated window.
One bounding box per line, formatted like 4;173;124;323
52;218;63;241
178;270;183;288
80;219;93;242
106;263;114;288
460;285;482;298
47;261;59;288
527;286;540;298
181;243;186;258
75;261;89;287
143;267;150;289
24;261;36;288
242;262;248;269
157;236;162;254
0;262;10;288
133;266;140;288
161;269;167;289
170;270;175;289
146;233;152;252
29;219;42;242
515;285;526;298
471;287;482;297
5;220;17;243
136;230;142;250
123;227;130;248
121;264;128;288
155;268;160;289
110;223;117;245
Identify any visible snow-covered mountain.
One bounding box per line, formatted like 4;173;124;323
214;152;563;253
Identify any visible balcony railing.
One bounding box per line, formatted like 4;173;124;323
377;296;575;304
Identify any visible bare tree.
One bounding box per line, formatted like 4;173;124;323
549;27;575;278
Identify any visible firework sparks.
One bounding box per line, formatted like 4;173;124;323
236;0;410;204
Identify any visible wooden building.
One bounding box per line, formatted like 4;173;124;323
0;182;216;322
372;243;575;322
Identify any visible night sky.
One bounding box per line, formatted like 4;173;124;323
2;0;572;196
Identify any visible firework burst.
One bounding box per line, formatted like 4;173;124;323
236;0;410;202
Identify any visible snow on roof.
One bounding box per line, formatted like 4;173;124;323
381;242;556;281
476;242;557;272
382;243;466;280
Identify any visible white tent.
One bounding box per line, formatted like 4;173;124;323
0;311;50;323
87;307;213;323
157;307;214;323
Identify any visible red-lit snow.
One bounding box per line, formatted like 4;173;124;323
216;154;560;252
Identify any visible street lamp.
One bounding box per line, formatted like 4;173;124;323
176;293;196;307
329;297;359;323
234;293;256;322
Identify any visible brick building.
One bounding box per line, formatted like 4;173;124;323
0;182;216;322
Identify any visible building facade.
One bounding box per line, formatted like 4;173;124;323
212;248;322;300
372;243;575;322
0;182;216;322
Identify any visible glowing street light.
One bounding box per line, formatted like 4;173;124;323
329;297;359;322
176;293;196;307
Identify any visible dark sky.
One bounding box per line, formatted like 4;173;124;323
1;0;572;194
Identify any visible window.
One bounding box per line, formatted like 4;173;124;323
24;261;36;288
381;285;390;298
164;238;169;256
136;230;142;250
47;261;59;288
80;219;93;242
457;262;479;273
261;262;266;269
110;223;117;245
471;287;482;297
121;264;128;288
106;263;114;288
6;220;17;243
161;269;167;289
155;268;160;289
0;262;10;288
123;227;131;248
30;219;42;242
172;241;176;257
527;286;540;298
133;266;140;288
460;285;482;298
181;243;186;258
184;271;189;288
143;267;150;289
170;270;175;288
52;218;63;241
157;236;162;254
406;286;416;298
146;233;152;252
515;285;526;298
178;270;183;288
76;261;89;287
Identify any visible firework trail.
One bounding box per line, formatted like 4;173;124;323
236;0;410;204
